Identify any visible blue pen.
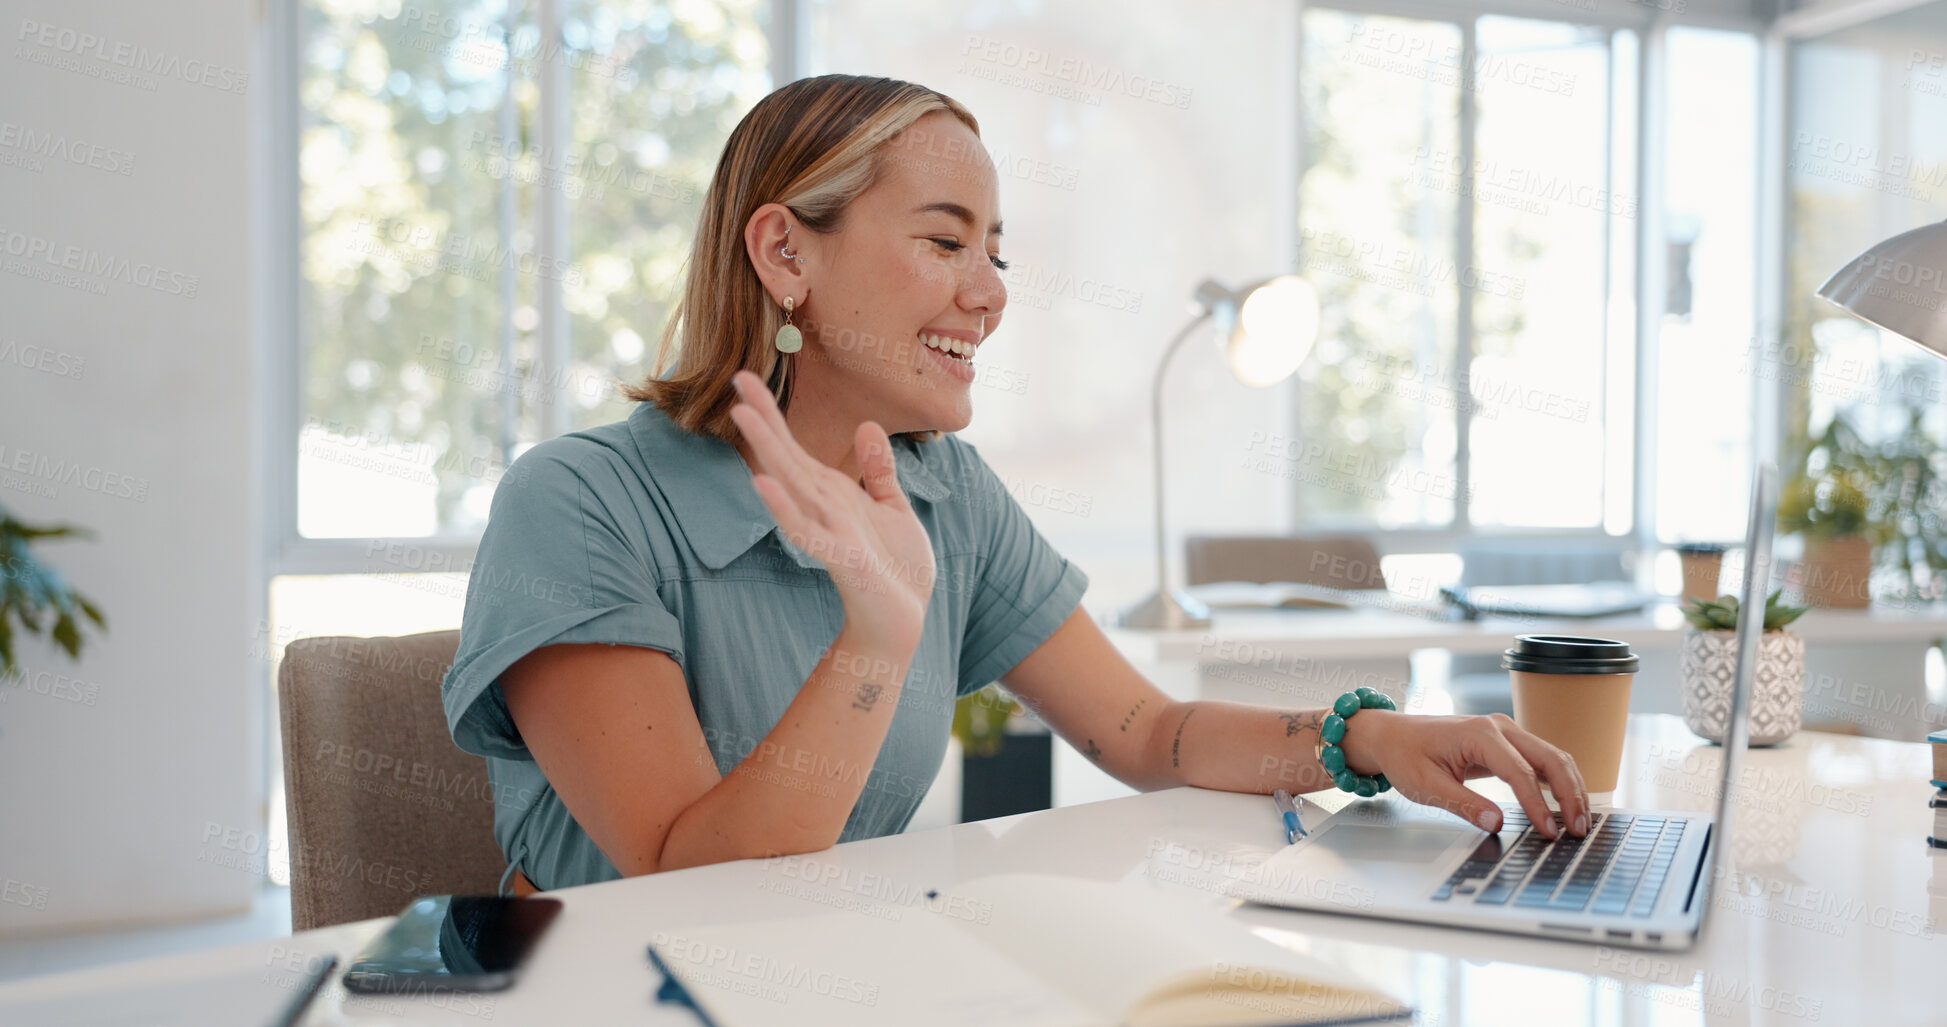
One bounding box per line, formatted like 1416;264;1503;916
1273;789;1307;844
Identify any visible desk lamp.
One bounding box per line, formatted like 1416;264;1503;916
1817;218;1947;357
1117;276;1321;630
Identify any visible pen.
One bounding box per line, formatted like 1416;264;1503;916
1273;789;1307;844
271;953;336;1027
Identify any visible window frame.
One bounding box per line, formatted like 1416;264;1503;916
266;0;1809;576
1294;0;1775;557
264;0;800;580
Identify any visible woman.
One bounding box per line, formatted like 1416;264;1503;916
442;74;1589;897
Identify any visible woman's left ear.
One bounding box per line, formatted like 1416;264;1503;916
745;202;809;304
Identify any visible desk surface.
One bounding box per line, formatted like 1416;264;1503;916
1105;600;1947;663
2;716;1940;1025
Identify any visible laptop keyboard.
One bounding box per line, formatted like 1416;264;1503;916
1429;805;1688;917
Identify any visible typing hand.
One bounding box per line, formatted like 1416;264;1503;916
1337;711;1590;840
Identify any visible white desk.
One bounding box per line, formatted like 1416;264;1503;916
1105;602;1947;741
2;716;1940;1025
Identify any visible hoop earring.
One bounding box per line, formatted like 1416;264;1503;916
779;226;804;264
774;295;802;353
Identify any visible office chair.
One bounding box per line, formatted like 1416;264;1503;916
277;630;505;930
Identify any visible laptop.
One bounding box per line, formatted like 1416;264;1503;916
1228;462;1778;951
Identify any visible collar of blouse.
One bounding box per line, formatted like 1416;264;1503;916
627;400;954;572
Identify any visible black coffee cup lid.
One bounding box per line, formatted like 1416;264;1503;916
1502;635;1640;675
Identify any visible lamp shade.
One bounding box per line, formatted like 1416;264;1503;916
1220;275;1321;387
1815;218;1947;359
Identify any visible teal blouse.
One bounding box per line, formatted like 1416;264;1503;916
441;400;1089;892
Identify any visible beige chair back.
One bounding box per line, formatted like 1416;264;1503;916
1184;535;1389;602
277;630;505;930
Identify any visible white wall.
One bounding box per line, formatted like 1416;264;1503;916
807;0;1304;609
0;0;264;934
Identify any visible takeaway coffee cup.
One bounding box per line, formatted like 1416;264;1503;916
1502;635;1641;806
1675;543;1726;603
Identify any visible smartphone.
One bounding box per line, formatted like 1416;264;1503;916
342;895;563;994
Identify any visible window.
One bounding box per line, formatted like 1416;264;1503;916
1294;8;1635;534
1656;26;1760;545
292;0;773;543
1782;2;1947;526
266;0;777;885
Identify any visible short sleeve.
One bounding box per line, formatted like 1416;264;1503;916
953;447;1090;696
442;437;686;761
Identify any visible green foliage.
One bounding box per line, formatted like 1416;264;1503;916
298;0;769;531
0;504;106;677
1778;410;1947;597
1681;590;1806;632
1291;9;1542;522
952;683;1020;758
1778;415;1873;540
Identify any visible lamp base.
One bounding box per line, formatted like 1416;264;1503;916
1116;589;1213;630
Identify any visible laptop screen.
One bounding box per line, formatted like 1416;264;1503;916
1691;461;1779;912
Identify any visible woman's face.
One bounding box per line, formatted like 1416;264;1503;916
788;110;1007;435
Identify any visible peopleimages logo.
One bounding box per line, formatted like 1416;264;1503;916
959;35;1194;109
0;226;200;298
0;122;135;175
15;19;250;94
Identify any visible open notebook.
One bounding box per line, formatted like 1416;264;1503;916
647;872;1409;1027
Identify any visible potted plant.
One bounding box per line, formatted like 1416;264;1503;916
951;683;1052;822
1679;591;1807;746
1;503;107;678
1779;416;1877;607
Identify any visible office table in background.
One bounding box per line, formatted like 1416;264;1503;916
1104;602;1947;739
0;716;1938;1025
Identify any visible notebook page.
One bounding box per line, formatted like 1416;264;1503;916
650;906;1096;1027
946;873;1400;1023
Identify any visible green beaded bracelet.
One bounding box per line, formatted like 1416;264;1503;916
1314;687;1394;797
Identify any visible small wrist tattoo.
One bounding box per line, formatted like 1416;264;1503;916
852;683;885;711
1170;708;1197;769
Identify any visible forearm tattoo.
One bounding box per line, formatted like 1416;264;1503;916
1082;738;1102;762
851;683;884;711
1288;710;1325;748
1170;708;1197;769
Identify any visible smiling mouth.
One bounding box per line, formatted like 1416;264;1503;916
919;332;977;363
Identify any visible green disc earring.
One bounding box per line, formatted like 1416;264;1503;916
774;295;802;354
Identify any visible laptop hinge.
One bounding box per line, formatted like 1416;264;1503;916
1681;824;1714;914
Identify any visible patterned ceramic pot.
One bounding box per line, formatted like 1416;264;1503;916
1680;628;1805;746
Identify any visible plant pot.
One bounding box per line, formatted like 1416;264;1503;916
1800;534;1872;608
1680;627;1804;746
959;732;1052;822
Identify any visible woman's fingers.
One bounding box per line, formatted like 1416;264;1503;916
1390;768;1505;834
1498;718;1591;836
854;421;909;506
729;399;830;523
748;472;813;546
732;371;820;470
1469;722;1563;839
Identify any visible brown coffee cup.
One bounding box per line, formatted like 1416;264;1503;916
1676;544;1726;603
1503;635;1640;804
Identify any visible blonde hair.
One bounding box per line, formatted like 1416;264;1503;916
624;74;980;444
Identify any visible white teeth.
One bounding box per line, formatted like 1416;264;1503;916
920;333;976;361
